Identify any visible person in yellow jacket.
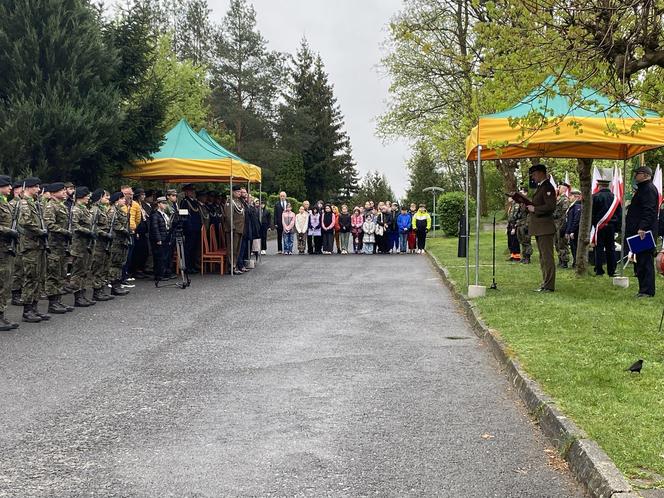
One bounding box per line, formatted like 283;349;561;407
411;204;432;254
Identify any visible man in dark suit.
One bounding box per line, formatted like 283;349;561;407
565;189;583;268
527;164;557;292
274;191;287;254
592;176;622;277
626;166;659;297
150;197;171;282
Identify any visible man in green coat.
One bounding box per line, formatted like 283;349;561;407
10;180;24;306
70;186;96;307
108;192;131;296
18;177;51;322
527;164;557;292
43;182;74;314
0;175;19;330
89;189;114;302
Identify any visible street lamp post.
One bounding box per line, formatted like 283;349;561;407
423;186;444;238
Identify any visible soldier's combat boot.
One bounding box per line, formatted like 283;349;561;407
92;288;112;302
58;296;74;312
47;296;67;314
32;302;51;321
74;290;91;307
111;280;129;296
11;290;23;306
22;304;42;323
0;313;18;331
81;289;96;306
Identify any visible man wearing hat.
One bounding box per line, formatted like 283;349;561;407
565;189;583;268
108;192;131;296
150;196;172;282
626;166;659;297
43;182;74;314
70;187;97;307
0;175;19;330
515;186;533;264
89;189;115;302
10;180;25;306
223;185;246;274
18;177;52;322
553;182;571;268
592;172;621;277
526;164;557;292
180;184;202;272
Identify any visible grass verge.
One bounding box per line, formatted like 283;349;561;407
427;233;664;487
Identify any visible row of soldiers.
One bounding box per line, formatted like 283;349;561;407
0;176;132;330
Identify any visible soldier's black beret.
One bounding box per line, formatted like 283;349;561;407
231;184;242;191
23;177;41;187
13;180;23;189
528;164;547;174
90;188;104;203
42;183;50;191
75;186;91;199
0;175;11;187
109;191;123;203
46;182;65;193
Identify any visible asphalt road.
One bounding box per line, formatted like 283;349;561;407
0;247;585;497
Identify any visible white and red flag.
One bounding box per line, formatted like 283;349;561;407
653;164;663;208
590;165;623;245
591;166;602;195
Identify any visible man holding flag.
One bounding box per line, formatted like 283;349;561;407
591;170;621;277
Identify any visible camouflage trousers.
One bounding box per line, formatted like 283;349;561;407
517;224;532;258
45;246;67;297
554;227;570;265
11;253;23;293
90;246;111;290
21;248;46;304
109;243;129;281
0;253;14;313
70;251;92;291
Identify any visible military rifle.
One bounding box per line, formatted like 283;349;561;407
64;198;74;256
87;205;99;254
35;189;50;254
105;208;116;254
7;192;21;257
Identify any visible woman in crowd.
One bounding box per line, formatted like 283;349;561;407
412;203;432;254
389;203;399;253
351;207;364;254
338;204;352;254
259;199;271;255
397;205;412;253
281;203;296;255
321;204;335;254
362;212;376;255
332;205;342;254
309;206;322;254
295;205;309;255
408;202;418;253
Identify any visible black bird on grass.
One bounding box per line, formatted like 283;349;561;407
626;359;643;373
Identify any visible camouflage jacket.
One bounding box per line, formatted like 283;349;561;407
44;199;70;248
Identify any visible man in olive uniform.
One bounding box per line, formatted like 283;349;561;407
108;192;131;296
89;189;115;302
18;177;51;322
0;175;19;330
515;186;532;264
180;185;202;272
553;182;571;268
527;164;557;292
70;187;97;307
223;185;246;275
43;182;74;314
10;180;24;306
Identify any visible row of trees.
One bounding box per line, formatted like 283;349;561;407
0;0;362;202
381;0;664;274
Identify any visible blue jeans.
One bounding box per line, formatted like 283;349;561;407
399;232;408;252
363;242;374;254
283;232;294;253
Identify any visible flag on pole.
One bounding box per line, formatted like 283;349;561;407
564;171;571;195
590;165;623;245
654;164;663;208
549;174;557;190
591;166;601;194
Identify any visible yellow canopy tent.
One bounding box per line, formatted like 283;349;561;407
124;119;262;183
463;76;664;291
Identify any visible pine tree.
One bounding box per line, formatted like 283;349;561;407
0;0;122;183
356;171;396;205
275;152;306;200
173;0;215;66
337;139;360;201
405;141;442;206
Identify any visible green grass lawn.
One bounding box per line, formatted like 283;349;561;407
427;233;664;487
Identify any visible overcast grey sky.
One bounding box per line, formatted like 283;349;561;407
208;0;411;197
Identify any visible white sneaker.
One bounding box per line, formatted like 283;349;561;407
261;250;266;255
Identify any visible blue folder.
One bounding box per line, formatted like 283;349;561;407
626;231;656;253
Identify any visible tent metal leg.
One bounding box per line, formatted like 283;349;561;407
475;146;482;285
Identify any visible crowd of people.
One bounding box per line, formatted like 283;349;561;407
270;193;432;256
506;163;659;297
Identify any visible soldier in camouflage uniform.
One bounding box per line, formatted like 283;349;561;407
18;177;51;323
553;183;571;269
43;182;74;314
89;189;115;302
70;187;97;308
10;180;24;306
515;187;533;264
108;192;131;296
0;175;19;330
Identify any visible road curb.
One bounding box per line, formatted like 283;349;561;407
425;251;638;498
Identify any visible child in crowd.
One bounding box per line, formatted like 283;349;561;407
397;205;412;253
408;202;418;253
412;204;432;253
281;203;296;255
321;204;335;254
332;205;342;254
338;205;351;254
295;205;309;255
362;213;376;255
351;207;364;254
309;206;322;254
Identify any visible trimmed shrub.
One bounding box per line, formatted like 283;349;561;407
437;191;475;237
